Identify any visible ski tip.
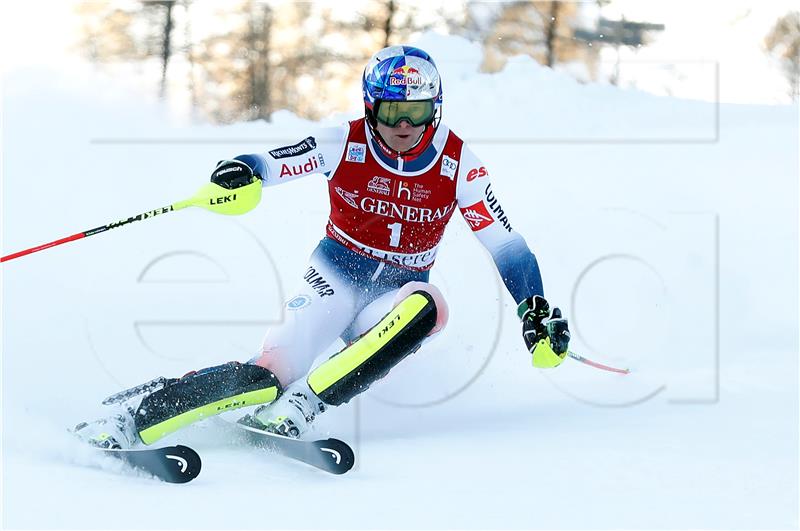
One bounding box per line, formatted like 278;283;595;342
315;438;355;474
98;444;201;484
159;445;202;484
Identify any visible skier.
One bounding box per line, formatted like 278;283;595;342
74;45;571;449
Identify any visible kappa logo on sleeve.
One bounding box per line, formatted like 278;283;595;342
460;201;495;231
269;136;317;159
346;142;366;163
440;155;458;179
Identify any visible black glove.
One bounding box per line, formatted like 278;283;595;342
211;159;259;190
519;295;571;368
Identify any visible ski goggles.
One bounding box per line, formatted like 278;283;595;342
374;100;436;127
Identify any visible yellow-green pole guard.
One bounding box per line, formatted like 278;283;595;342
173;178;262;215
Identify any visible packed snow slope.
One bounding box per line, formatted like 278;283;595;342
2;34;798;529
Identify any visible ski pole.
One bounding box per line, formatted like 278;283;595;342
567;350;630;374
1;179;262;263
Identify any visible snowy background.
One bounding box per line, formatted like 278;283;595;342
2;33;798;529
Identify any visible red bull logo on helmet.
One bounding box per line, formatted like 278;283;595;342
389;65;423;87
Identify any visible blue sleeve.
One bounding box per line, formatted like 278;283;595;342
455;143;545;306
491;233;544;302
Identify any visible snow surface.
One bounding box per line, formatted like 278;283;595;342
2;33;798;529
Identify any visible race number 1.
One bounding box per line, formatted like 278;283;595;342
387;222;403;247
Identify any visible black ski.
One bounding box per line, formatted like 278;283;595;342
99;444;201;483
237;424;355;475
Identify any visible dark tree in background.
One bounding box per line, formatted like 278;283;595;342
183;0;199;112
247;3;273;120
77;0;179;99
543;0;561;67
461;0;664;85
765;11;800;101
356;0;441;50
383;0;397;48
469;1;598;77
193;1;371;122
191;1;269;122
146;1;177;98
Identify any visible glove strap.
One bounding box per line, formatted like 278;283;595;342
517;295;548;321
517;298;531;321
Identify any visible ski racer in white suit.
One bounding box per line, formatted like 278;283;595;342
73;45;571;448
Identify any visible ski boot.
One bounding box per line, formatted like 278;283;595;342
238;381;325;438
71;376;171;450
73;363;283;448
72;403;140;450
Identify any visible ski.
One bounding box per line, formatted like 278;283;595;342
98;444;201;484
237;424;355;475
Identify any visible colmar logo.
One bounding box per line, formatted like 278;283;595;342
304;267;335;298
279;155;321;178
484;184;513;232
467;166;488;182
460;201;494;231
389;65;423;87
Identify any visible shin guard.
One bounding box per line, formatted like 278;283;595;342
135;362;282;445
307;290;437;406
